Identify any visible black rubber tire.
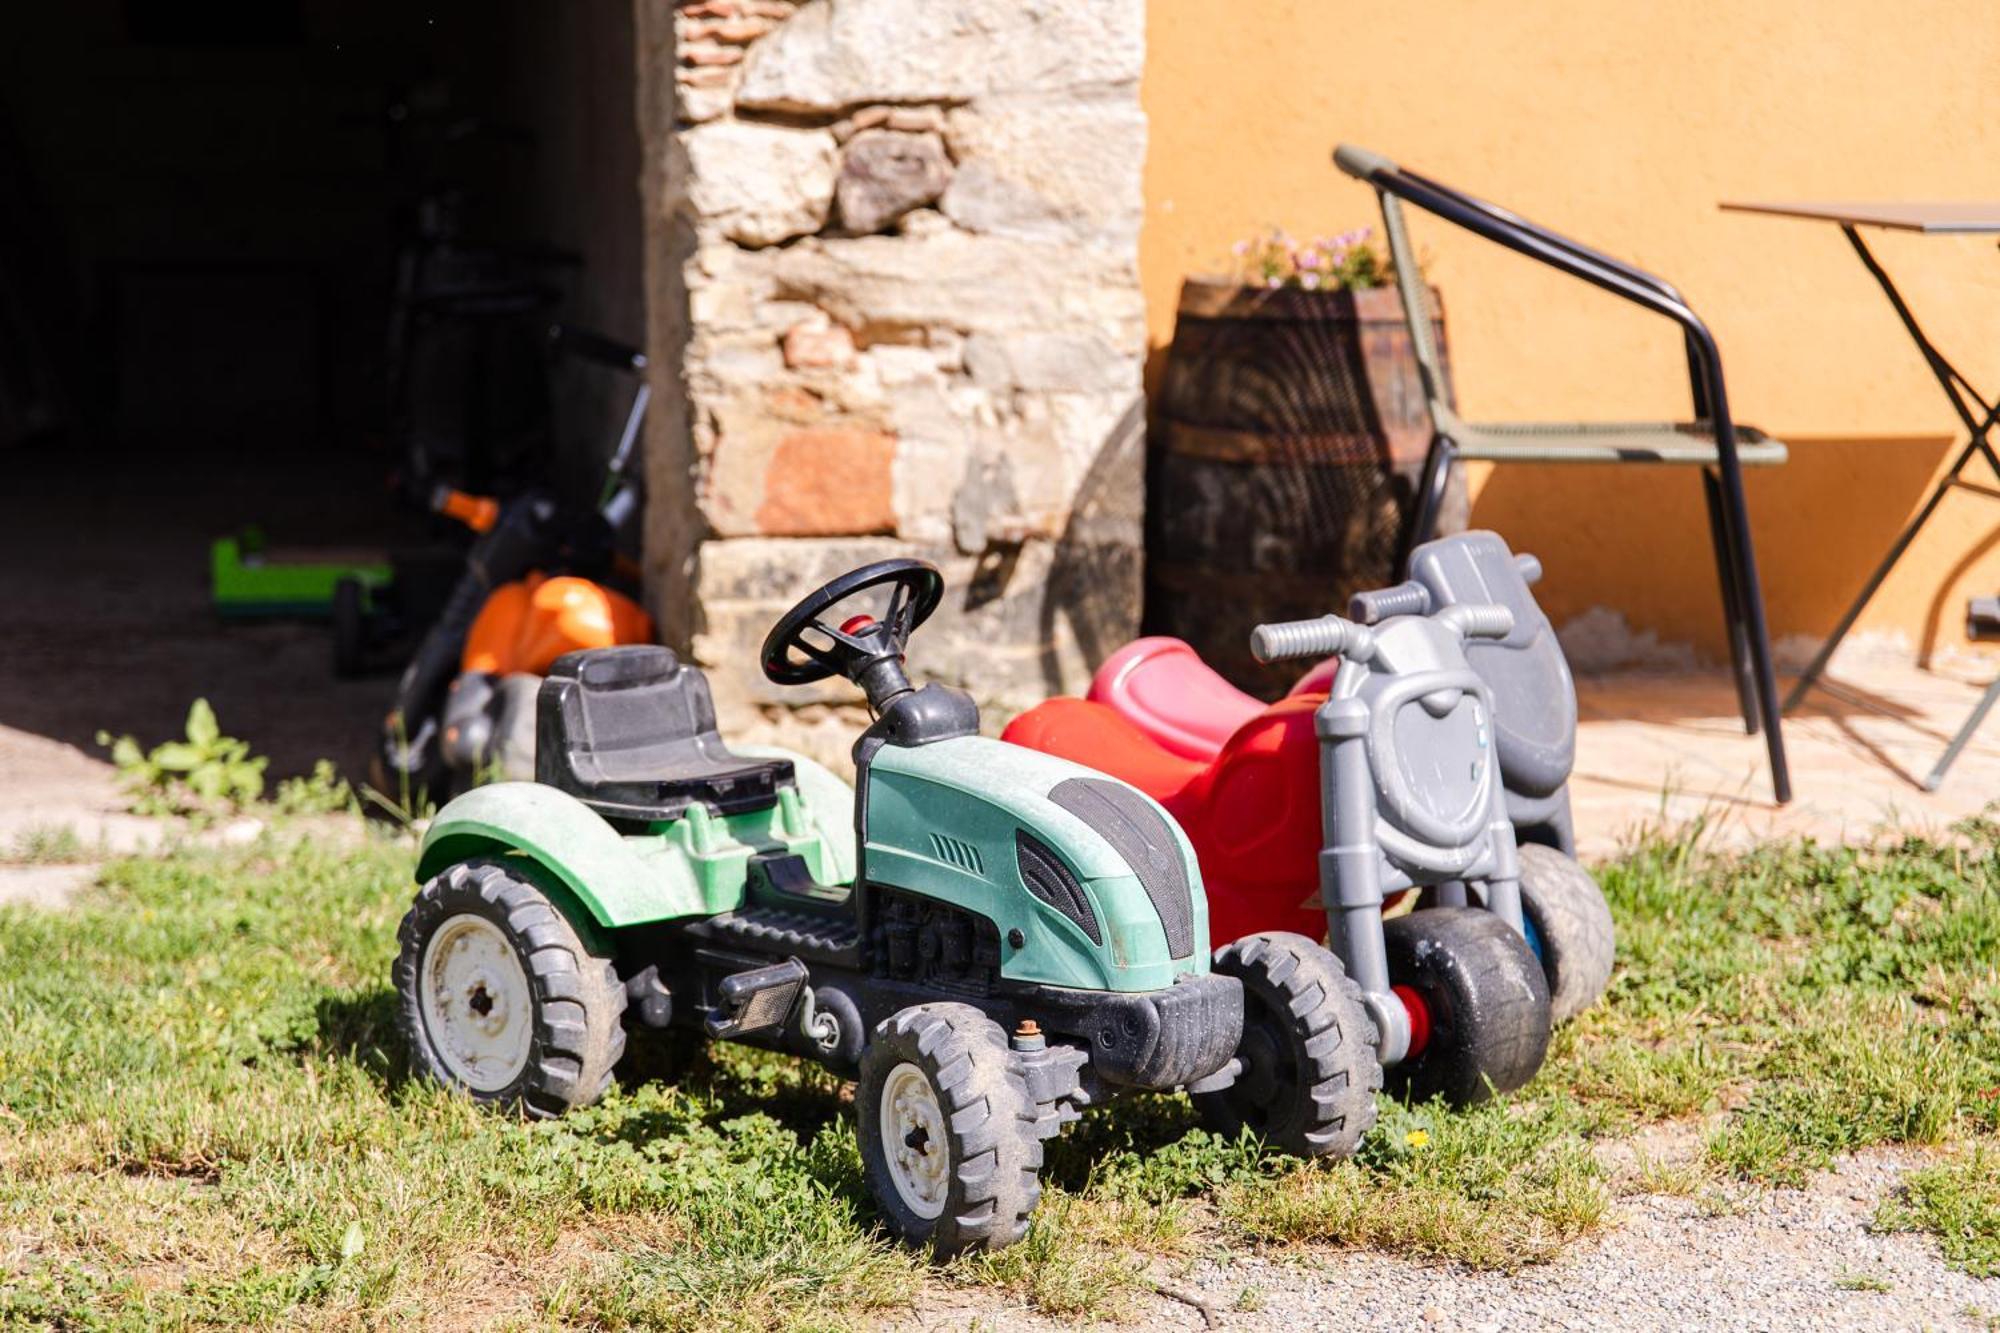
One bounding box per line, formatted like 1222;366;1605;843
396;857;627;1118
1192;931;1382;1158
1517;843;1615;1024
1384;906;1550;1106
856;1003;1045;1256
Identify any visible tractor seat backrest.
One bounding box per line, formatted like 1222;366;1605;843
1404;531;1575;798
537;645;794;822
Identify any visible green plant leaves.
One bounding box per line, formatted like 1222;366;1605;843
185;699;221;749
98;698;269;818
151;741;207;773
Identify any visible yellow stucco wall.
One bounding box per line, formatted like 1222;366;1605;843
1142;0;2000;661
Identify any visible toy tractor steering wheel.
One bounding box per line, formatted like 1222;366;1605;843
760;559;945;705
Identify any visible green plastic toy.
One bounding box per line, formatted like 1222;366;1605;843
396;559;1382;1254
209;528;392;620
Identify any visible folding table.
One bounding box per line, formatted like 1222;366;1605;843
1721;200;2000;786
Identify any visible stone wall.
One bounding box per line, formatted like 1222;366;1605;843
637;0;1148;740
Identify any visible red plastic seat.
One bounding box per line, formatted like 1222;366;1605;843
1086;637;1263;761
1089;635;1339;766
1004;693;1328;945
1001;697;1206;807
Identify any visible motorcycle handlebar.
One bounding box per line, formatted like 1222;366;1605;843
1438;604;1515;641
1349;581;1431;624
1251;615;1372;664
432;486;500;534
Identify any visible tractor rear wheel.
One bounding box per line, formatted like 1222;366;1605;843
396;857;627;1118
1193;931;1381;1157
1383;906;1549;1106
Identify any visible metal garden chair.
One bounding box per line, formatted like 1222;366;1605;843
1335;145;1793;803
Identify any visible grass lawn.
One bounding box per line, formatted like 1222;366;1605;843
4;816;2000;1328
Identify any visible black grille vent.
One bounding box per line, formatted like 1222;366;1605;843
1048;777;1195;959
1015;830;1101;945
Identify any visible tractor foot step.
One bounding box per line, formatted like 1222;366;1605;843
705;906;862;965
706;957;810;1040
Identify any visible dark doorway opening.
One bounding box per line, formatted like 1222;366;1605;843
0;0;644;781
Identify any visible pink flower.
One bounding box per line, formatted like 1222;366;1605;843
1300;272;1322;290
1297;251;1321;270
1265;276;1284;289
1232;239;1250;256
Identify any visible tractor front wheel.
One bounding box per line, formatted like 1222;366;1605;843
1192;931;1382;1157
856;1003;1044;1255
396;857;627;1118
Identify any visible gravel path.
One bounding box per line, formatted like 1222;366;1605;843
900;1145;2000;1332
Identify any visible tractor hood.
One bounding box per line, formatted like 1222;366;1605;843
863;736;1210;993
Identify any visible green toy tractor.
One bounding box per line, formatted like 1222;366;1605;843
395;559;1383;1253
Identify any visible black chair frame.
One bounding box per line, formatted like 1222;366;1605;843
1337;145;1791;803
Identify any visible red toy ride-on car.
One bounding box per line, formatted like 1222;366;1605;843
1093;531;1584;858
1004;538;1615;1103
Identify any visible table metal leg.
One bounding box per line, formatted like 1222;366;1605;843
1784;226;2000;713
1845;228;1996;439
1924;673;2000;792
1783;443;1984;712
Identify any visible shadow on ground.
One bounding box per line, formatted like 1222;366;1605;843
0;443;434;781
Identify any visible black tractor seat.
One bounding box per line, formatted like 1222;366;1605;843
536;645;795;823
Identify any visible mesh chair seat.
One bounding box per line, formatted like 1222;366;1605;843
1445;417;1789;467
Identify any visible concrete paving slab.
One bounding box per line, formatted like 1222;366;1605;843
0;864;98;908
1571;651;2000;856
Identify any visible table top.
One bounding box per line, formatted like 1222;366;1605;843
1721;200;2000;234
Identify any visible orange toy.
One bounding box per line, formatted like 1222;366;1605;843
461;573;654;677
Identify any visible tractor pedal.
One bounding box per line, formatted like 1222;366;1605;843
1011;1038;1091;1141
624;964;674;1028
748;851;852;906
705;957;810;1040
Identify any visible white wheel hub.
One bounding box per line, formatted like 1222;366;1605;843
880;1061;950;1220
419;913;534;1092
